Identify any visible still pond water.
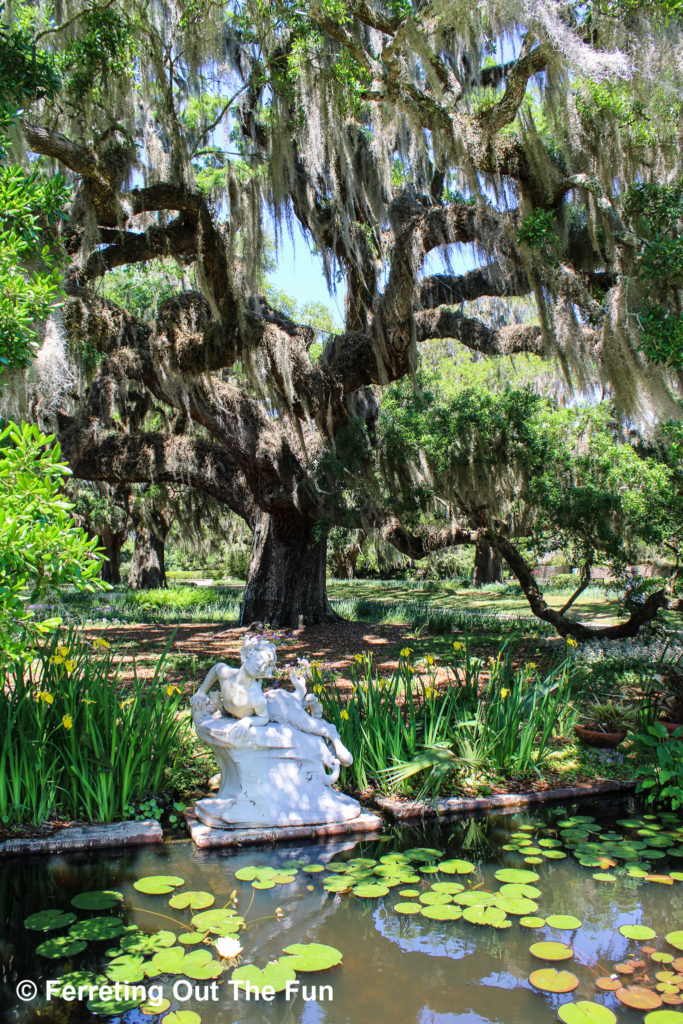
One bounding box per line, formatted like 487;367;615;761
1;798;682;1024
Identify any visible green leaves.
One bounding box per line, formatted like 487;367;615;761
231;960;296;994
281;943;342;971
133;875;185;895
24;908;76;931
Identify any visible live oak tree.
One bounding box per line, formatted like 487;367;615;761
7;0;682;625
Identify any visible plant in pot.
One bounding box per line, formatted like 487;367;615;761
574;699;637;748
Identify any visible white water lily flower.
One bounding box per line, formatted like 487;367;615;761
215;936;243;959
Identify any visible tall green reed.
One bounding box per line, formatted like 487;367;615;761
1;628;183;825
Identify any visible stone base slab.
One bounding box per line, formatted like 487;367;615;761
185;807;383;848
374;778;637;820
0;819;163;858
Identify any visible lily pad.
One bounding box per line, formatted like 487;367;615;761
88;995;143;1016
106;954;146;983
121;930;176;953
164;1014;202;1024
546;915;583;930
644;1013;683;1023
69;917;125;941
529;941;574;961
520;917;546;929
179;931;207;946
529;968;579;993
394;902;422;914
182;949;223;980
596;977;623;991
419;904;462;921
557;1002;617;1023
419;891;452;906
495;868;539;884
352;883;389;898
281;943;342;971
463;905;508;927
36;935;88;958
191;909;241;934
620;925;657;941
169;891;215;910
399;889;420;898
150;946;187;975
133;875;184;895
25;908;77;931
71;891;123;911
616;987;664;1010
438;859;475;875
668;933;683;952
140;996;171;1014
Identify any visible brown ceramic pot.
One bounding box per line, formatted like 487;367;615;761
574;723;627;748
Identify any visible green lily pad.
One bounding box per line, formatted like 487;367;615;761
25;908;77;931
164;1013;202;1024
106;954;146;983
438;859;475;874
644;1013;683;1023
499;883;541;899
399;889;421;898
69;917;125;941
140;996;171;1015
546;915;583;930
620;924;657;941
520;917;546;928
529;941;574;961
50;972;108;995
88;995;143;1016
394;902;422;914
420;904;462;921
120;930;176;953
150;946;187;975
323;876;352;893
191;909;242;934
557;1001;617;1023
495;868;539;884
281;943;342;971
71;891;123;911
495;896;539;916
133;875;184;895
463;905;508;927
182;949;223;980
352;883;389;898
529;968;579;993
419;891;452;906
169;891;215;910
179;931;206;946
232;960;297;995
667;932;683;951
35;935;88;958
301;864;325;873
431;882;465;894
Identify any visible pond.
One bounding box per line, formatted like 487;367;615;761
2;798;682;1024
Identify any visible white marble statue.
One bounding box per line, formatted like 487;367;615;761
190;636;362;828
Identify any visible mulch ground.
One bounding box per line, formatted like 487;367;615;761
82;620;440;689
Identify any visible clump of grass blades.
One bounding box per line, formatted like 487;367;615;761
0;628;184;826
314;640;580;800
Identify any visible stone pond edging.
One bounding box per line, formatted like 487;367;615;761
0;780;639;856
0;819;163;858
373;778;638;820
184;807;384;848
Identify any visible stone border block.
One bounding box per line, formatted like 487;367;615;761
185;808;384;848
374;778;637;820
0;819;163;857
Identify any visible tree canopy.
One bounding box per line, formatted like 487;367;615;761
3;0;682;625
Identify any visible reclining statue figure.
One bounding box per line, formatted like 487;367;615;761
190;635;362;829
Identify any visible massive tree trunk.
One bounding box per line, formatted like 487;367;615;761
240;513;337;627
98;529;127;585
473;539;504;586
130;526;167;590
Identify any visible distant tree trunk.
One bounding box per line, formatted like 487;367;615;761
473;539;504;586
333;531;366;580
98;529;127;584
241;513;337;627
130;526;167;589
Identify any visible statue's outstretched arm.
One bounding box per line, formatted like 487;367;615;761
197;662;223;696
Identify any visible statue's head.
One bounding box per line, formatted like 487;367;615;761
240;635;277;679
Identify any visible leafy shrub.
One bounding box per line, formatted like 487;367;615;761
0;629;183;825
632;722;683;810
